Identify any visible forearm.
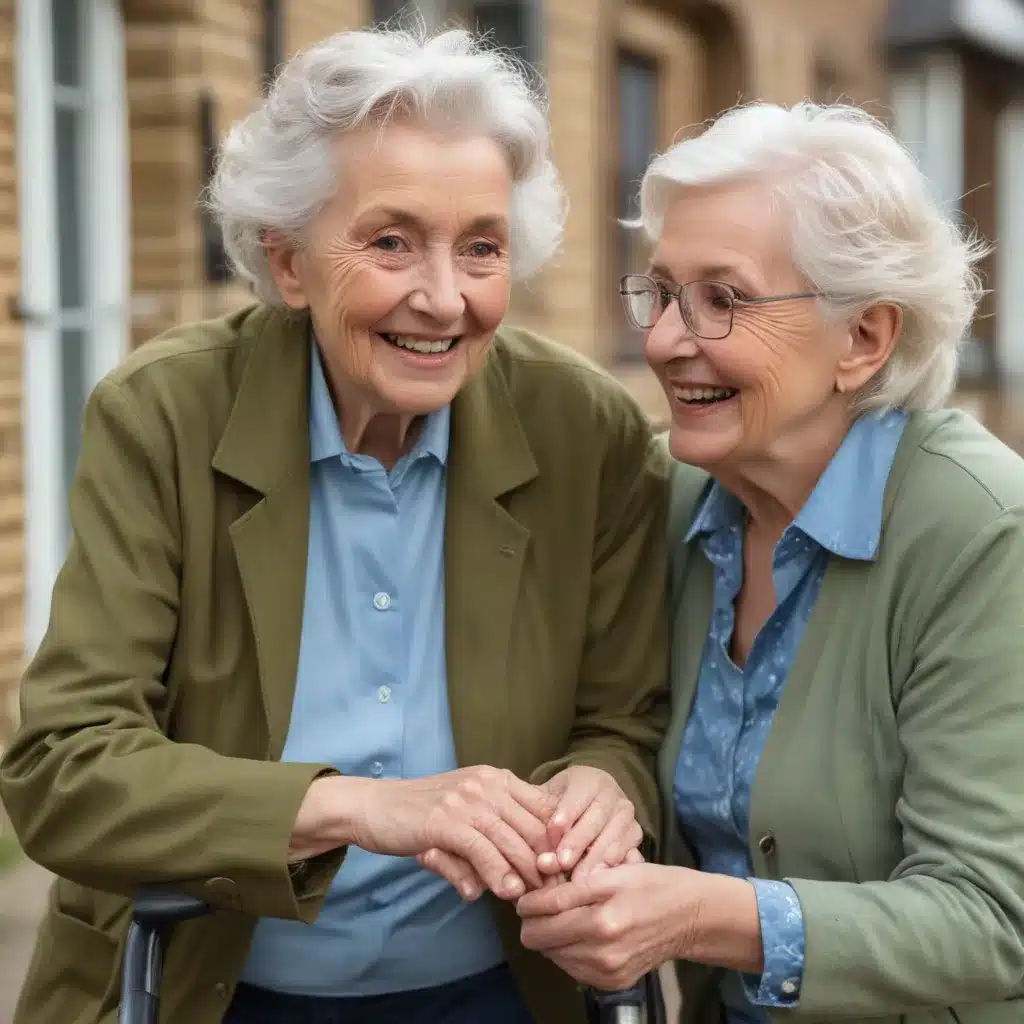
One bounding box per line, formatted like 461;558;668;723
1;728;345;921
681;872;764;975
789;875;1024;1014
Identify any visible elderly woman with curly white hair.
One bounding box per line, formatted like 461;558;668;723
517;103;1024;1024
0;26;670;1024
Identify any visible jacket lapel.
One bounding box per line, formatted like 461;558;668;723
444;346;539;769
211;307;312;760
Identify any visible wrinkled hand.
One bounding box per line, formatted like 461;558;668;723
516;863;693;990
349;766;553;900
516;766;644;878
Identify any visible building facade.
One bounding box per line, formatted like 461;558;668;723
0;0;1020;732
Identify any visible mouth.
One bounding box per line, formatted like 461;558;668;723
378;333;461;355
672;385;739;408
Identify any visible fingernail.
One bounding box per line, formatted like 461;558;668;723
503;874;524;897
462;884;480;900
538;852;557;870
552;813;565;827
559;848;574;867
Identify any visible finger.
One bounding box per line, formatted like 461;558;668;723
418;848;485;901
552;796;613;872
495;792;556;856
572;809;642;877
447;826;524;900
624;846;645;865
520;906;598;950
547;775;600;845
475;813;550;891
507;778;560;824
516;876;602;918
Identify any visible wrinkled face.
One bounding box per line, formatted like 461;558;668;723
643;180;851;473
269;120;512;416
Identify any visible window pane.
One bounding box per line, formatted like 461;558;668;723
60;327;87;542
55;106;84;310
618;51;658;218
52;0;80;88
615;50;658;358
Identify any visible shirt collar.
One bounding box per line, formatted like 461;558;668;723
685;409;908;561
308;338;450;466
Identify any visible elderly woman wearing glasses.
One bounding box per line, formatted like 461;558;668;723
518;102;1024;1023
1;27;670;1024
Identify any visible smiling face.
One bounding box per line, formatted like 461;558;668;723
267;119;512;425
643;179;862;476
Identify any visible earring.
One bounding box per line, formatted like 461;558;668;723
834;380;844;394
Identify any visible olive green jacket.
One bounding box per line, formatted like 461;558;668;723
660;410;1024;1024
0;304;671;1024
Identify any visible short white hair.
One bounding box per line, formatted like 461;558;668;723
208;26;566;305
636;102;987;411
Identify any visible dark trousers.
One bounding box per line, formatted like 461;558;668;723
223;964;535;1024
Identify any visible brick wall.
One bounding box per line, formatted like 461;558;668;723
0;0;21;746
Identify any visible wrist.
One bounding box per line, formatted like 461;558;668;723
289;774;377;859
673;871;764;975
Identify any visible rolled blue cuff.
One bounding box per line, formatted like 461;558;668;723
740;878;805;1008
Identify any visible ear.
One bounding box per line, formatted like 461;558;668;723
264;230;310;310
835;302;902;393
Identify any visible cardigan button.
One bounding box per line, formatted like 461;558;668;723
757;832;776;856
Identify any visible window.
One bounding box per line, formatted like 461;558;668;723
199;91;232;285
372;0;415;25
260;0;284;92
614;48;659;359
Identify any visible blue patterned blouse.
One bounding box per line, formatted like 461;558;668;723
672;410;908;1024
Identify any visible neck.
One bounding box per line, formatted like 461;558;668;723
717;404;854;544
322;356;420;470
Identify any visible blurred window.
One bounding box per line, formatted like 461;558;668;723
614;48;659;360
261;0;284;92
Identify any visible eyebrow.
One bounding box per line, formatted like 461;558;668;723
361;206;510;236
648;261;755;291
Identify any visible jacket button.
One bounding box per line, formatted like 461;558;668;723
758;832;776;856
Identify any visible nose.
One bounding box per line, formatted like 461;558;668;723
407;250;466;324
643;302;700;366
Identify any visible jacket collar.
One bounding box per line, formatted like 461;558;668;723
212;305;538;501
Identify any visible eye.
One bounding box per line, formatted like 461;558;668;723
657;287;675;310
372;234;406;252
467;240;500;258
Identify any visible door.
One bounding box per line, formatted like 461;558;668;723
16;0;129;654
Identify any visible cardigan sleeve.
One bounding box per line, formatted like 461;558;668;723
790;508;1024;1015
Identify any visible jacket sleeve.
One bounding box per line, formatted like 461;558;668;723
791;508;1024;1014
0;376;344;922
531;422;672;842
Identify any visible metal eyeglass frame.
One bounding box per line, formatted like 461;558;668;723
619;273;823;338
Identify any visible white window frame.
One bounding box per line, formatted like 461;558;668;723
16;0;129;655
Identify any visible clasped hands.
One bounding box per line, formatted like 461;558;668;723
404;763;687;992
298;763;687;991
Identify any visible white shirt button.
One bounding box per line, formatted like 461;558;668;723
373;592;391;611
781;978;800;997
370;761;383;777
378;685;391;703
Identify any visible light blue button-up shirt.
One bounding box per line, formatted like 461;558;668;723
241;343;504;996
673;410;908;1024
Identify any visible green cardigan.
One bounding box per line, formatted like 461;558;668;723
660;409;1024;1024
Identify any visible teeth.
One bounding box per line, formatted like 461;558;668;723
676;387;736;402
382;334;456;354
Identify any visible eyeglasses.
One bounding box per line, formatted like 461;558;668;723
619;274;822;339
